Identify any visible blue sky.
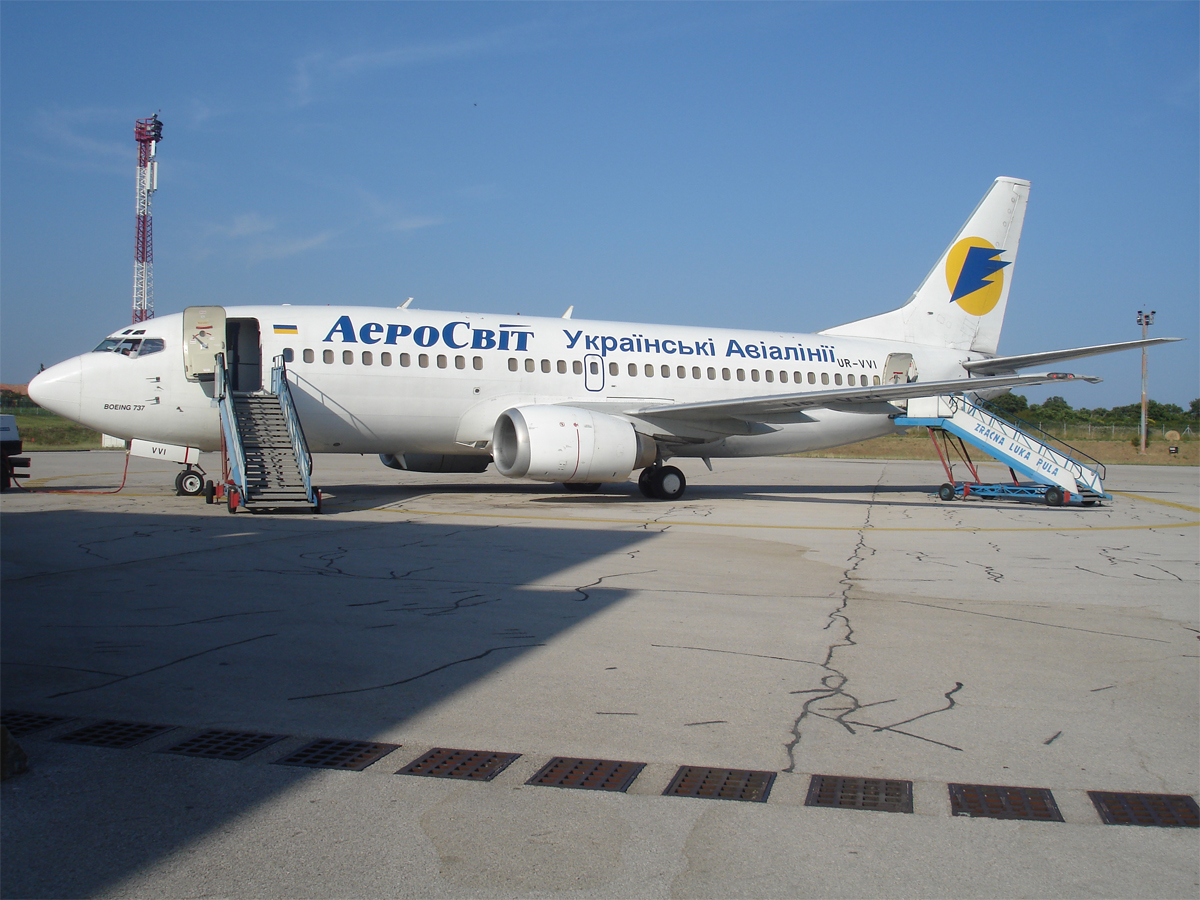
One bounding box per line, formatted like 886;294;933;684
2;2;1196;407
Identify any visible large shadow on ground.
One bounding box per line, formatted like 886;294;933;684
1;505;653;898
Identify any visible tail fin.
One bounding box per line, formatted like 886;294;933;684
821;177;1030;354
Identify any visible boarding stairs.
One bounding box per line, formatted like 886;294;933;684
216;355;318;513
895;393;1110;506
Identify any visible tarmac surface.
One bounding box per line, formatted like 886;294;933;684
2;450;1197;899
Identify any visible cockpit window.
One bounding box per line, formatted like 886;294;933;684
92;339;123;353
115;339;142;356
138;338;165;356
93;336;163;357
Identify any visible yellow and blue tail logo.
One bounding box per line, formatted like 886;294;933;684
945;238;1011;317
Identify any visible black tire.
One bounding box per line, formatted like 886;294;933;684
1044;486;1064;507
1081;499;1097;507
178;469;204;496
226;487;239;514
637;467;656;499
311;490;321;515
938;483;956;501
564;482;602;493
204;480;216;504
654;466;686;501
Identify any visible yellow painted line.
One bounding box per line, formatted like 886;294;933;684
358;505;1198;533
1110;491;1200;513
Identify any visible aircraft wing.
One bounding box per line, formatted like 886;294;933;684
962;338;1182;375
626;372;1099;424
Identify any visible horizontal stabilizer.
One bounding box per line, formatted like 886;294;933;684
629;372;1099;423
963;337;1183;374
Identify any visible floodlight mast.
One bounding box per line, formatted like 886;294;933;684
132;114;163;324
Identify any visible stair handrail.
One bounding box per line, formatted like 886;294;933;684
214;352;249;499
960;394;1106;486
271;355;315;504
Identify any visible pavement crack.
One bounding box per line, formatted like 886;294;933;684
573;570;656;602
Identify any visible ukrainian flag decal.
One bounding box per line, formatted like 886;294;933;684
273;324;299;335
945;238;1011;316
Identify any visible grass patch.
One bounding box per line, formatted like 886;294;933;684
9;412;104;451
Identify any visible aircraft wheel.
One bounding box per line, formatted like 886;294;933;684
204;480;216;504
176;469;204;496
637;467;656;499
1044;486;1064;507
654;466;686;501
564;482;602;493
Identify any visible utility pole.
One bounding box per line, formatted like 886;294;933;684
1137;309;1155;454
132;114;163;323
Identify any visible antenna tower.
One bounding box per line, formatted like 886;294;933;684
132;114;163;323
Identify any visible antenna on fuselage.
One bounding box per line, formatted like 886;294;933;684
399;297;414;309
562;305;574;319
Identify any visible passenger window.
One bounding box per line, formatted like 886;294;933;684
541;359;551;373
628;363;638;376
573;360;583;375
323;350;334;364
303;349;314;364
590;361;599;375
437;355;447;369
342;350;354;365
707;367;716;380
525;359;535;372
834;373;842;385
282;347;294;363
400;353;411;367
509;358;518;371
473;356;483;370
381;352;392;366
661;365;670;378
557;360;567;374
751;370;760;382
737;369;745;381
779;371;787;383
765;370;774;383
808;372;816;384
419;354;429;368
722;368;731;381
847;374;855;386
362;351;372;365
873;375;881;385
139;338;165;357
793;371;802;383
455;356;465;369
692;367;701;379
677;366;686;378
609;361;619;376
645;364;654;377
821;372;829;385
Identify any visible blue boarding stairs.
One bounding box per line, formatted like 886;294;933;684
894;393;1111;507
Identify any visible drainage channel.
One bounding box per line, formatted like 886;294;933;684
4;710;1197;826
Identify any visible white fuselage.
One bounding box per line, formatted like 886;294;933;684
30;305;979;461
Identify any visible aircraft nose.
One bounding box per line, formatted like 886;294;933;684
28;357;82;421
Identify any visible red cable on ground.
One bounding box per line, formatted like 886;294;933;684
11;452;131;495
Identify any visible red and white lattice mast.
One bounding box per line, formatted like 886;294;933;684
132;114;163;323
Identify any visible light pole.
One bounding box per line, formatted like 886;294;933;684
1137;309;1155;454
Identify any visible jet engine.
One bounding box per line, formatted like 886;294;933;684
491;406;656;483
379;453;491;474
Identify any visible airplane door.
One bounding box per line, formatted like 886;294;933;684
226;319;262;392
883;353;916;385
583;353;605;392
182;306;226;381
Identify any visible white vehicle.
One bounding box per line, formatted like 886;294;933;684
28;177;1176;502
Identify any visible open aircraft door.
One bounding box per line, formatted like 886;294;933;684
183;306;227;382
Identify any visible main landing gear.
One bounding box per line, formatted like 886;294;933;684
638;465;686;501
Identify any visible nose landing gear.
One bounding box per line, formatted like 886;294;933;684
174;465;206;496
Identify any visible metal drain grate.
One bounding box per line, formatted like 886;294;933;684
1;710;76;738
664;766;776;802
160;729;286;761
1088;792;1199;828
806;775;913;813
949;783;1063;821
398;748;521;782
526;757;645;792
54;720;176;749
274;739;398;771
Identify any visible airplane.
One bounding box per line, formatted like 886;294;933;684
28;176;1179;503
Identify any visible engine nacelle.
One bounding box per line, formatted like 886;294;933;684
492;406;656;483
379;453;491;474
